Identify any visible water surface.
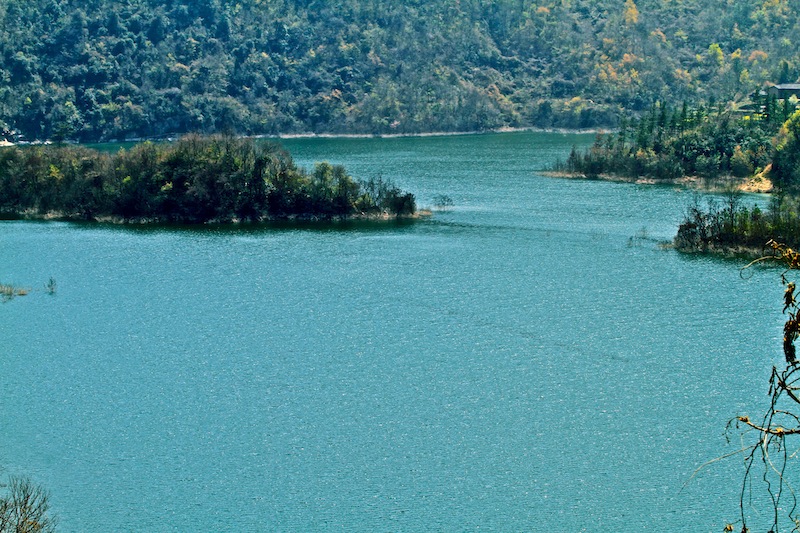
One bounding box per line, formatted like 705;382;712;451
1;132;786;531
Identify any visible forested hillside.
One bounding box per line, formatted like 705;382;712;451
1;0;799;142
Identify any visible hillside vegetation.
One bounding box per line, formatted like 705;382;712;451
2;0;800;141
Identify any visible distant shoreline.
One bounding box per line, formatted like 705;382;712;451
267;126;604;140
541;170;774;194
1;127;603;147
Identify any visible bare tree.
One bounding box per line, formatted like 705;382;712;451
0;476;57;533
726;241;800;532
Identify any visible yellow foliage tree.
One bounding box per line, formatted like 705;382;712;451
624;0;639;25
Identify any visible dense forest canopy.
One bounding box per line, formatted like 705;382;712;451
1;0;800;142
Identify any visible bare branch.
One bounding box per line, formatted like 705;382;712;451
737;415;800;436
0;476;57;533
681;446;751;491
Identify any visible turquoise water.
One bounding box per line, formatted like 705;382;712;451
0;132;787;531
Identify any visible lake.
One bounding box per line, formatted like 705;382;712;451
0;131;788;531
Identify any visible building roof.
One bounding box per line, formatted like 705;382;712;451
772;84;800;90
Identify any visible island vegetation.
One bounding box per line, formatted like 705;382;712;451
3;0;800;142
558;93;797;187
0;135;416;223
556;92;800;254
673;103;800;254
0;283;29;301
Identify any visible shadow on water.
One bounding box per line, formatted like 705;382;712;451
59;216;424;237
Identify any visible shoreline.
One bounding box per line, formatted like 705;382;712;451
541;170;774;194
672;240;777;260
2;209;433;226
2;127;604;146
266;126;604;140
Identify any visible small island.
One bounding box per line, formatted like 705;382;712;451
0;134;417;224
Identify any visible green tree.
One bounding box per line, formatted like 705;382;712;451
771;110;800;192
4;0;800;141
